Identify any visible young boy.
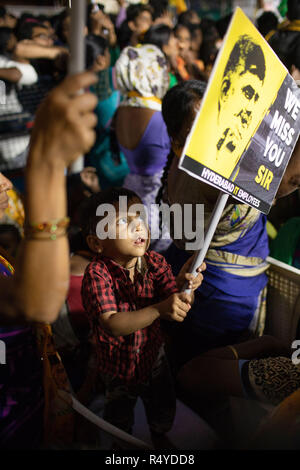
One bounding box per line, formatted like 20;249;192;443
81;187;205;443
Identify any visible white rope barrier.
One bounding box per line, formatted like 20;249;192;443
71;395;153;450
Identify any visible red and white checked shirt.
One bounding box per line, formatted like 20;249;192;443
81;250;178;384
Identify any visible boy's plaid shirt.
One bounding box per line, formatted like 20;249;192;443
81;250;178;384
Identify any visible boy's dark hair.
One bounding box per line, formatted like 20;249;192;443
16;20;47;41
68;224;90;254
143;24;172;50
82;187;142;237
85;34;108;69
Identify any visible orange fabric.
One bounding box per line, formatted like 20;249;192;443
176;56;190;80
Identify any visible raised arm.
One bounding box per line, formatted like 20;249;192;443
0;71;98;325
15;40;68;60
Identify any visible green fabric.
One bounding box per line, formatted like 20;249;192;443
270;217;300;265
168;72;178;89
278;0;288;18
110;45;120;67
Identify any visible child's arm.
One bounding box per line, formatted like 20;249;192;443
82;255;193;338
98;292;192;337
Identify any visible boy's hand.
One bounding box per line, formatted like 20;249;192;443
176;255;206;291
157;293;192;322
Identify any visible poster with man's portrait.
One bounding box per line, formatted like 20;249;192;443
179;7;300;214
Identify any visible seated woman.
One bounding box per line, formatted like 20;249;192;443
177;335;292;411
114;44;171;252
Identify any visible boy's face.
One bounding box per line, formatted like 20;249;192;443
90;198;149;267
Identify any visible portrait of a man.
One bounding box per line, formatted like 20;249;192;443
216;34;266;172
181;8;287;186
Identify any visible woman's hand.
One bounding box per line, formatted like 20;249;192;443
29;71;98;169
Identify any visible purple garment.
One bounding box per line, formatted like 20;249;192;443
116;6;127;29
0;262;43;449
119;111;171;176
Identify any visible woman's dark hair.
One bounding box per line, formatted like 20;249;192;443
287;0;300;20
148;0;168;20
0;27;13;56
0;7;6;19
174;22;191;36
189;22;202;40
215;13;232;39
86;3;105;33
256;11;278;38
117;4;152;49
162;80;206;139
85;34;108;69
178;10;200;25
0;224;21;243
116;20;132;50
143;24;172;50
156;80;206;207
37;14;51;24
126;4;153;23
55;8;70;45
293;40;300;70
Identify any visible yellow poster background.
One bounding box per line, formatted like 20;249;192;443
181;7;287;179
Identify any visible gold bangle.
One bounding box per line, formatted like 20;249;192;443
227;345;239;360
25;216;70;234
24;230;68;241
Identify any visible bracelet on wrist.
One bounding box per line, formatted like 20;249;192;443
24;216;70;240
24;230;68;241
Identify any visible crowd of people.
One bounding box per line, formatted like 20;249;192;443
1;0;300;450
